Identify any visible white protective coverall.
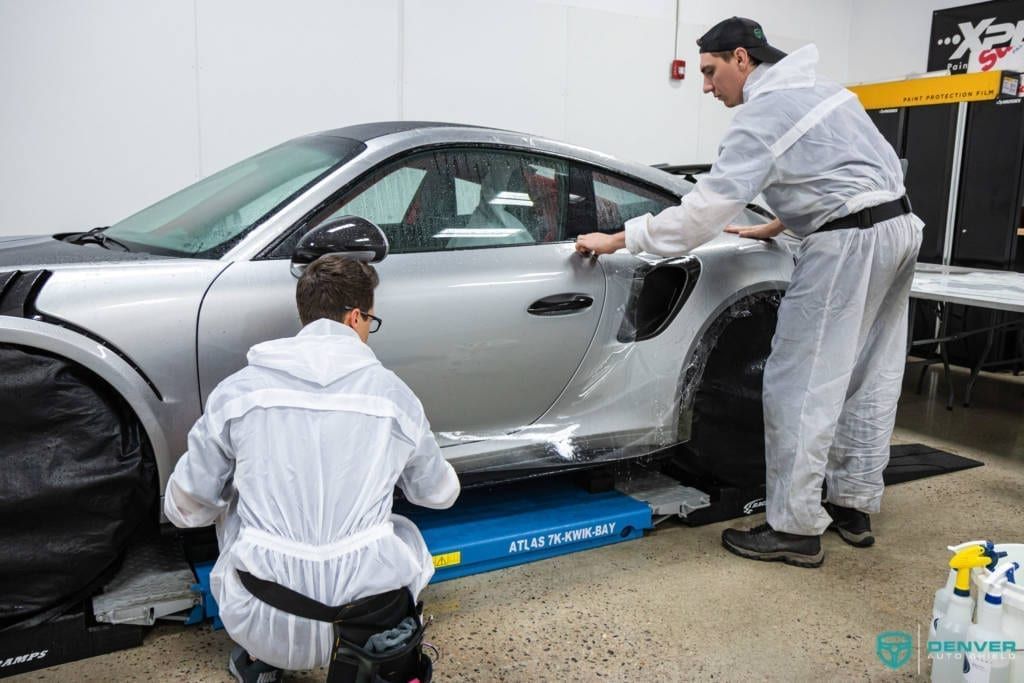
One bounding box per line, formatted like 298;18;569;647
164;319;460;670
624;44;923;536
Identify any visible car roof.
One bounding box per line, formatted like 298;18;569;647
318;121;486;142
312;121;692;199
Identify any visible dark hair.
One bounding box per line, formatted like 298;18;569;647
709;49;762;67
296;255;379;326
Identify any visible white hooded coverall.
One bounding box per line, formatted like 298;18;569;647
164;319;460;670
624;45;923;536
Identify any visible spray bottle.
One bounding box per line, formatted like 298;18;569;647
977;548;1012;623
933;542;990;642
1005;574;1024;683
932;548;996;683
965;562;1018;683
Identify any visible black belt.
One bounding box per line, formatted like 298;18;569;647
237;571;429;683
237;570;410;625
816;195;912;232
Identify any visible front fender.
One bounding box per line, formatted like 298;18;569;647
0;316;177;487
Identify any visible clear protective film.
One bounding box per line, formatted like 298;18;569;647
434;247;786;488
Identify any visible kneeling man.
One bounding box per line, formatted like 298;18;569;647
164;255;459;681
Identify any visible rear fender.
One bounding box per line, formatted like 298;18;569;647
677;286;785;442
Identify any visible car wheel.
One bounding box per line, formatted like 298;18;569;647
0;344;159;630
677;292;780;489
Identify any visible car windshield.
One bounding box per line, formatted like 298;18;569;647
105;135;365;258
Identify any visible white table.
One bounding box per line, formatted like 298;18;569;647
909;264;1024;408
912;264;1024;314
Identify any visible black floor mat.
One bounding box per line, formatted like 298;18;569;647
670;442;983;526
883;443;984;485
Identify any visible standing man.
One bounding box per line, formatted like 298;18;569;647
164;255;459;680
575;17;922;568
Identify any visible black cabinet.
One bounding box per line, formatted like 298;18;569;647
904;104;959;264
864;104;960;264
953;99;1024;269
867;108;906;155
865;100;1024;270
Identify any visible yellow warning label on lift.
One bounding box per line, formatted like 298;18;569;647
848;71;1013;109
433;551;462;568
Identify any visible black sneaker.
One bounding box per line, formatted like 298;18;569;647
228;645;283;683
824;502;874;547
721;522;824;568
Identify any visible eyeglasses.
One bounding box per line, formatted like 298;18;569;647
343;307;382;334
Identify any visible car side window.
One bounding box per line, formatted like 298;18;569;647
339;166;428;226
591;171;677;234
295;149;571;254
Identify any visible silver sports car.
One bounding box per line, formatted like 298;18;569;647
0;122;792;622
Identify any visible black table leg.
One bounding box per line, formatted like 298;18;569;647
964;310;997;407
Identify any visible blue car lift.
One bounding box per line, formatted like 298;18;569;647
400;478;652;582
181;470;708;626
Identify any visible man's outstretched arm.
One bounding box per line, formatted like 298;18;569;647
574;126;774;258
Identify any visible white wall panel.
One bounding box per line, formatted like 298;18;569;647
0;0;198;233
402;0;568;140
0;0;894;237
564;4;691;165
543;0;669;18
847;0;968;84
195;0;401;175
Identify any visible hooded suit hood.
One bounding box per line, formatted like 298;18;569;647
744;44;819;103
246;318;379;387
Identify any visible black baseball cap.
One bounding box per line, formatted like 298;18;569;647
697;17;787;64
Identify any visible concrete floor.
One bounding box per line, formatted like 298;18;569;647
10;365;1024;682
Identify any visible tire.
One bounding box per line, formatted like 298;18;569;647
0;344;158;629
681;294;779;489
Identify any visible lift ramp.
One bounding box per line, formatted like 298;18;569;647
91;535;198;627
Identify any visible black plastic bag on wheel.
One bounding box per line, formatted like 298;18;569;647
688;297;778;490
0;344;158;629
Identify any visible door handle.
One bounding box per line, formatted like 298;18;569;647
528;293;594;316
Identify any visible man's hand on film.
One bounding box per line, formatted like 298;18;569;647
574;233;620;258
724;219;785;241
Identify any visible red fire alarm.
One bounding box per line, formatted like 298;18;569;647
670;59;686;80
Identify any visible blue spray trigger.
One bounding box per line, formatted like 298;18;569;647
983;545;1008;571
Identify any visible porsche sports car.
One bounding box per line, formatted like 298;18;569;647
0;122;792;624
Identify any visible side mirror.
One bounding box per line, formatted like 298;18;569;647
290;216;389;278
